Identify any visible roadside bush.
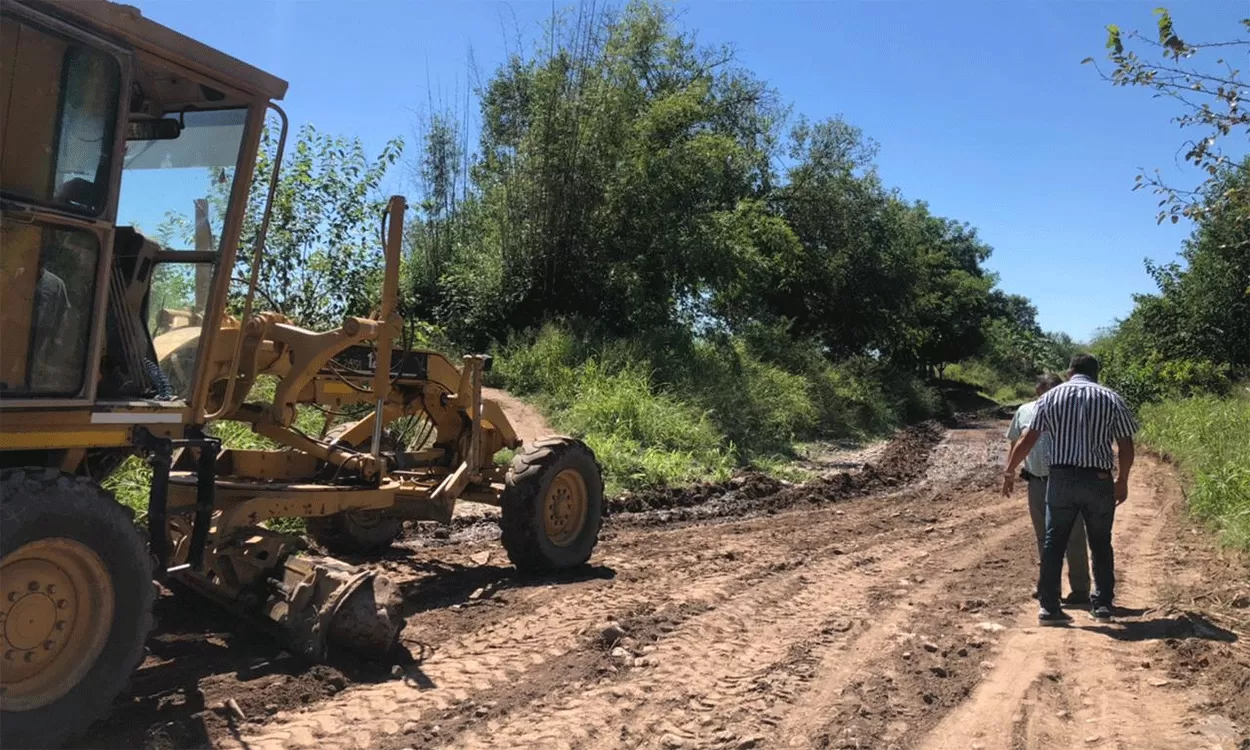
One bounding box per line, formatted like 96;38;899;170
490;321;942;491
1099;352;1231;409
1139;393;1250;550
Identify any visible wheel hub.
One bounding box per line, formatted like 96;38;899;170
0;539;114;711
543;469;589;547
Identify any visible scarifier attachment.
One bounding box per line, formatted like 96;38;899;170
266;553;403;661
172;527;402;661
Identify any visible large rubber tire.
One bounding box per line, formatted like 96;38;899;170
305;424;404;554
499;437;605;574
0;468;155;750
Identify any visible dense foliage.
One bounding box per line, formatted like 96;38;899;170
402;2;1050;376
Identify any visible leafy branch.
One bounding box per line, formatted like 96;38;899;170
1084;8;1249;225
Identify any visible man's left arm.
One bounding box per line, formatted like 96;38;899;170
1111;396;1139;504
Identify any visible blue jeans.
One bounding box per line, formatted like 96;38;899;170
1039;466;1116;612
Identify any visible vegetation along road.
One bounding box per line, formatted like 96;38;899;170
77;407;1248;750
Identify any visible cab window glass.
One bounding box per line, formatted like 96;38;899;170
0;15;120;216
0;221;100;396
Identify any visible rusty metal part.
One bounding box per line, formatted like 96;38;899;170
170;526;401;660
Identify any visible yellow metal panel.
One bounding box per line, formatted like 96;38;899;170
0;428;130;450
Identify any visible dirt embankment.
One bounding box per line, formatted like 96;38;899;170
75;415;1249;750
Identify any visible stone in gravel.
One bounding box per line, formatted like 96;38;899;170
474;706;489;717
600;621;626;644
1085;736;1101;744
826;619;854;633
470;551;491;565
922;641;940;653
660;733;687;748
468;587;488;600
979;661;995;669
1147;677;1171;687
610;646;630;659
957;647;969;657
930;666;948;678
264;704;278;715
978;621;1006;632
432;527;450;539
402;722;419;734
1056;710;1070;720
902;651;912;660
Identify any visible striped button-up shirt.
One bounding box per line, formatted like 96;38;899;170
1030;375;1138;470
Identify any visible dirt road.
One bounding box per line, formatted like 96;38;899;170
79;416;1249;750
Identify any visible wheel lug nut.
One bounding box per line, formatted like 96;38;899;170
57;599;67;609
43;640;55;651
46;584;56;595
55;621;66;631
4;650;15;661
27;581;39;592
6;592;15;602
24;652;34;662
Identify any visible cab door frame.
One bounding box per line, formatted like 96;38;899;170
0;2;133;409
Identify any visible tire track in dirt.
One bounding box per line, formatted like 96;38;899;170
442;432;1020;749
215;424;975;750
218;496;951;747
776;499;1035;749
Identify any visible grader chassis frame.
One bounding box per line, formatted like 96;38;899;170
0;2;605;748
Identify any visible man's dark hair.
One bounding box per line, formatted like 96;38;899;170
1036;372;1062;391
1068;353;1100;380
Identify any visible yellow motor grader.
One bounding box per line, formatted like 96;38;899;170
0;2;604;747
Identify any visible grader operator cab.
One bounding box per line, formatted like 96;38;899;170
0;2;605;747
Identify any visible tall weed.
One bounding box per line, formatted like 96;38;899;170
1139;392;1250;549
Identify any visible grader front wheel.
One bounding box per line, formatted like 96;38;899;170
500;437;605;573
0;469;155;750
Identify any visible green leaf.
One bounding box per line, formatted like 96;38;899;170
1105;25;1124;54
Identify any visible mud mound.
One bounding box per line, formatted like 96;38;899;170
608;421;946;524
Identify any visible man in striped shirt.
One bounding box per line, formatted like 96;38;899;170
1002;353;1138;625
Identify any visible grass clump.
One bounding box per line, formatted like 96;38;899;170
1138;392;1250;550
491;320;943;493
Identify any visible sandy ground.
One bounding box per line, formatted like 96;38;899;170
76;413;1249;750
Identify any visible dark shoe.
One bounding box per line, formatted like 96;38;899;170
1064;591;1091;606
1038;609;1073;626
1091;605;1113;621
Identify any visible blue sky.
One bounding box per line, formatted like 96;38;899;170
128;0;1242;342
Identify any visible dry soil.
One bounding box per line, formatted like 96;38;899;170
76;412;1249;750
